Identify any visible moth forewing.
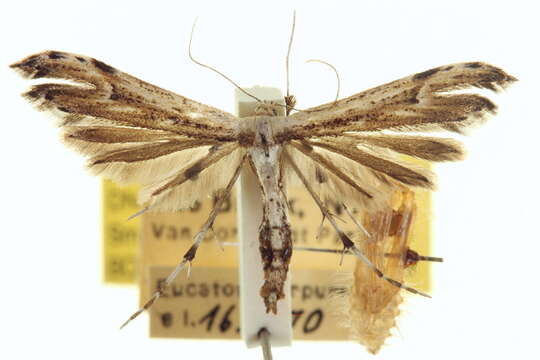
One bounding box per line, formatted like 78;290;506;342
286;62;516;136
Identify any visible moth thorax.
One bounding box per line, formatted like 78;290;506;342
254;101;282;117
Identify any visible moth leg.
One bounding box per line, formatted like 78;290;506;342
284;149;430;298
127;206;150;220
209;226;226;252
342;203;370;238
315;214;326;242
120;155;246;329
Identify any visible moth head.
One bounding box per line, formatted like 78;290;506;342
254;101;282;117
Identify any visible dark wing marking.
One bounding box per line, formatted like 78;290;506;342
11;50;238;141
283;62;516;139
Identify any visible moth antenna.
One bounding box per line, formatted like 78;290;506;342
284;149;430;298
119;155;246;329
285;10;297;116
188;19;262;103
189;18;298;115
339;248;346;266
305;59;341;103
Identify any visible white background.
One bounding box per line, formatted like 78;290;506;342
1;1;539;359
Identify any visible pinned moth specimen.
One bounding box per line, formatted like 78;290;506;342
11;47;515;330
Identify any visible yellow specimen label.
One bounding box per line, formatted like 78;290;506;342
102;180;140;283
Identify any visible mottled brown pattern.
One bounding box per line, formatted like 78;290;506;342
12;50;515;333
11;51;238;142
284;62;515;138
258;217;292;313
248;123;292;314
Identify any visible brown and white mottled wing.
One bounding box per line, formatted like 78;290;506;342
11;50;244;211
11;50;238;140
287;62;515;136
282;63;515;210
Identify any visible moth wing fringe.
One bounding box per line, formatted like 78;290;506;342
283;144;394;213
140;146;245;212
